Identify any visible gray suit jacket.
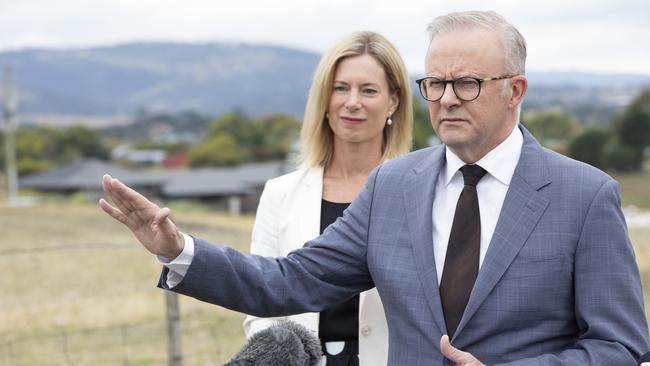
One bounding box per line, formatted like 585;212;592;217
162;126;649;365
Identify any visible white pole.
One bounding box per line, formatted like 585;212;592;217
2;65;19;204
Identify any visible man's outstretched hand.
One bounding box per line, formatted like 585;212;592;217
99;174;184;260
440;335;485;366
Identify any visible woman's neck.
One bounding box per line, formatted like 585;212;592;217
321;140;383;203
325;140;383;179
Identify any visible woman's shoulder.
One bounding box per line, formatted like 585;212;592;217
264;166;323;194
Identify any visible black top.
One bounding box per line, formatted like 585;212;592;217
318;199;360;342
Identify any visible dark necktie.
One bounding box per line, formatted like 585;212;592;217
439;164;487;339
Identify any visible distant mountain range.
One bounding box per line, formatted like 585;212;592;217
1;42;649;126
0;42;319;118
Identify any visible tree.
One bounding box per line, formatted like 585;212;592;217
523;110;580;153
188;111;300;167
44;125;110;162
628;88;650;113
9;125;110;175
412;99;436;151
567;128;610;170
16;158;54;176
16;128;50;160
614;88;650;171
14;128;55;175
188;135;242;167
57;125;110;160
606;143;638;172
0;134;4;170
206;111;251;142
249;114;300;161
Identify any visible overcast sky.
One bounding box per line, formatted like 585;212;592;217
1;0;649;76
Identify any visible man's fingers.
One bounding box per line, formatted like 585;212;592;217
154;207;181;243
99;198;127;224
440;335;457;358
112;177;156;213
102;175;154;230
102;175;132;214
440;334;468;364
103;174;158;221
153;207;171;227
106;176;141;213
440;334;482;365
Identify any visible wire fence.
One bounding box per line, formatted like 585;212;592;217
0;243;135;256
0;314;242;366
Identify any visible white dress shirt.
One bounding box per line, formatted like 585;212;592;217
432;125;523;284
161;126;524;289
157;232;194;288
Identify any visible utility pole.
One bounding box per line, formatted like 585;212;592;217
2;65;19;204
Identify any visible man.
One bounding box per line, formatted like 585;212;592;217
101;11;649;365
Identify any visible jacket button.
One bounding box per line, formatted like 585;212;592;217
360;325;372;337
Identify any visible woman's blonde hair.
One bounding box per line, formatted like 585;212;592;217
299;31;413;168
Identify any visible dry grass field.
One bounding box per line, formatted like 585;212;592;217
615;169;650;209
0;201;254;365
1;197;649;365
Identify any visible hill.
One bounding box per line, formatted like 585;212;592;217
1;42;650;126
0;42;319;117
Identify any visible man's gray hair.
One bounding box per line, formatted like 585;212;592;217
427;11;527;75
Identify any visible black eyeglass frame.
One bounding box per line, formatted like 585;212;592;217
415;75;517;102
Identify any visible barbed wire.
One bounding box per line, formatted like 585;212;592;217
0;314;237;366
0;243;136;256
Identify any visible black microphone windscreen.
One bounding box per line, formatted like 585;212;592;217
225;321;322;366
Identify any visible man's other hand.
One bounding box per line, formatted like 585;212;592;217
440;335;485;366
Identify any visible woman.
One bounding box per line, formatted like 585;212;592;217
243;31;412;366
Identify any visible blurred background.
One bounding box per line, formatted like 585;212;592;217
1;0;649;365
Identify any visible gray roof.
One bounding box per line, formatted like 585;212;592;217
20;159;287;197
159;162;286;197
20;159;163;191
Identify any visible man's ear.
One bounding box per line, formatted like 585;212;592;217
508;75;528;109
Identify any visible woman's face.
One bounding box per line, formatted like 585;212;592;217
327;54;399;150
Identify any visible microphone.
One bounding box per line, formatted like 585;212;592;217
225;321;323;366
639;351;650;366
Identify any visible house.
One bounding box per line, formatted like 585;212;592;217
19;159;164;202
20;159;289;214
147;162;288;213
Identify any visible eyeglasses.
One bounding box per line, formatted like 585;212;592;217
415;75;516;102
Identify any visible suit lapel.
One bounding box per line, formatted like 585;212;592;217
298;167;324;244
455;126;551;338
293;167;323;246
403;146;448;335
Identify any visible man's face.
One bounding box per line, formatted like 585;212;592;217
424;27;522;163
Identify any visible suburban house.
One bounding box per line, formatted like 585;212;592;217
20;159;289;214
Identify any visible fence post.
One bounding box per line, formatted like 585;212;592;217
4;340;14;366
121;324;129;366
166;291;182;366
61;331;74;366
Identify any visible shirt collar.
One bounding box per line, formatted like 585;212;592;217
443;124;523;186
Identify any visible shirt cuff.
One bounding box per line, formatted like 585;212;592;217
156;232;195;288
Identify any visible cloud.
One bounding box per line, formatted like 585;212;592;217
0;0;649;75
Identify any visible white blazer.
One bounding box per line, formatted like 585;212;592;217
243;166;389;365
